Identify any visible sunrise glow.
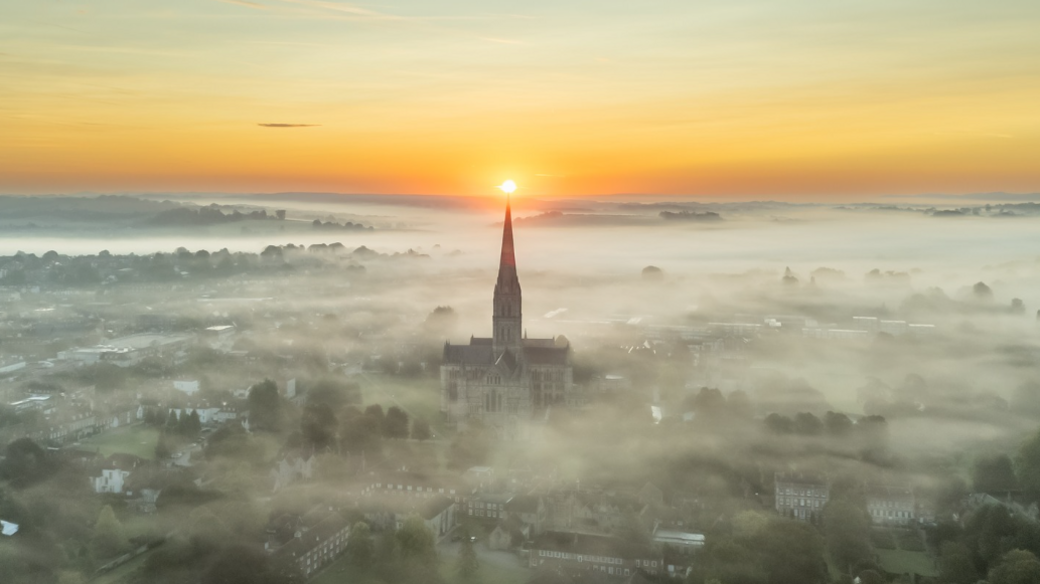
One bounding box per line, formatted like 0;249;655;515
498;180;517;195
2;1;1040;198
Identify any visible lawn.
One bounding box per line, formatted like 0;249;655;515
876;549;939;578
310;548;529;584
437;558;529;584
358;374;445;435
80;425;160;460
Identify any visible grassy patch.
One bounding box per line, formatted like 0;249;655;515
358;374;446;435
81;425;159;460
870;529;898;550
876;549;939;578
897;530;927;552
310;557;382;584
438;556;529;584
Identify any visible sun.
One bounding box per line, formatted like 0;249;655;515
498;180;517;194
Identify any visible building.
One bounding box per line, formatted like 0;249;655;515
93;468;130;494
441;197;573;436
651;526;705;554
360;496;457;541
866;485;915;526
529;531;663;579
269;512;350;579
775;472;829;522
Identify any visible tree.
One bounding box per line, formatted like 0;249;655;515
764;413;794;435
166;409;179;430
939;541;980;584
411;418;432;441
384;406;410;439
794;412;823;436
248;379;284;432
396;515;436;563
155;431;172;460
347;522;374;570
188;410;202;437
92;505;130;559
823;499;873;573
340;408;382;458
825;411;854;437
0;438;55;487
752;518;828;584
692;387;727;418
424;306;458;338
301;403;337;451
989;549;1040;584
975;454;1019;493
456;534;479;581
1018;427;1040;502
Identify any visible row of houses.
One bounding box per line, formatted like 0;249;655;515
775;472;927;526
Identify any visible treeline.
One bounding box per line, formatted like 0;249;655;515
149;206;285;226
311;219;372;231
202;378;434;468
659;210;723;222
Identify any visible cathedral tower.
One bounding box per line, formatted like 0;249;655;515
493;195;523;355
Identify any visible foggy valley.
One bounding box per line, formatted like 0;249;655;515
3;192;1040;584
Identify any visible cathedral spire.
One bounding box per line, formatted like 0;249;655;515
493;194;522;353
500;195;516;269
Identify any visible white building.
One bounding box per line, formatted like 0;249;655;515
94;468;131;494
173;380;200;396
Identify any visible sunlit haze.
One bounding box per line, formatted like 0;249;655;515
5;5;1040;584
3;1;1040;198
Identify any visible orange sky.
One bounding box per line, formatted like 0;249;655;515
3;0;1040;199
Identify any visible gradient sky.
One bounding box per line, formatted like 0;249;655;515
3;0;1039;198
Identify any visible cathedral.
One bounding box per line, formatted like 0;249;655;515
440;196;573;434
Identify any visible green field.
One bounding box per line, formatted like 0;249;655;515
358;374;445;434
309;553;528;584
80;425;160;460
877;549;939;578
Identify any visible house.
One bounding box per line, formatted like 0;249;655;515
488;517;530;551
637;483;664;508
775;472;829;523
269;512;350;579
94;468;131;494
528;531;664;580
360;496;457;541
866;485;915;526
92;453;145;494
572;492;649;532
504;494;547;535
269;454;315;492
173;381;200;396
360;470;474;506
651;526;704;554
465;492;513;522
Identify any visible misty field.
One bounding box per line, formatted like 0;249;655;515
80;425;159;460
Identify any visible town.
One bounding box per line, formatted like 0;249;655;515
2;197;1040;584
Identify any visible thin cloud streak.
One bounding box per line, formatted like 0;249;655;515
258;123;320;127
479;37;524;45
216;0;269;9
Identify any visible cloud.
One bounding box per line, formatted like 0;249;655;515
479;37;524;45
217;0;268;9
270;0;397;19
258;123;319;128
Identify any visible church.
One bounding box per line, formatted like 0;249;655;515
440;196;573;434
